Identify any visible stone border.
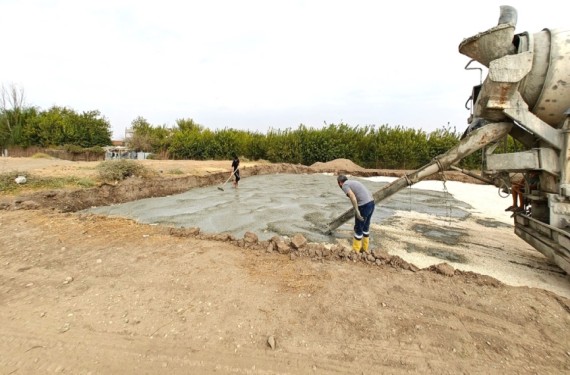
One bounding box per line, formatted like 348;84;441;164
167;226;504;285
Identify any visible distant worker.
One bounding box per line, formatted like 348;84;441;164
231;154;241;188
505;171;539;213
337;175;375;253
506;174;525;213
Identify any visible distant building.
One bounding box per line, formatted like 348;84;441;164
104;145;134;160
104;128;149;160
125;127;133;143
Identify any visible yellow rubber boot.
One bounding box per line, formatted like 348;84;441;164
362;237;370;252
352;238;362;253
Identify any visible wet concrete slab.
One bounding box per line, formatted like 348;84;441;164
83;173;473;243
80;173;570;300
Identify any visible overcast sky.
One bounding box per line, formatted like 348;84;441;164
1;0;568;140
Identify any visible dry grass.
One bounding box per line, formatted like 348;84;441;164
0;170;95;194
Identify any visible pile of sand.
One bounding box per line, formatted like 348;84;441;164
310;158;366;172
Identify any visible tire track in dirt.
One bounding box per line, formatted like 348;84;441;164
0;323;379;374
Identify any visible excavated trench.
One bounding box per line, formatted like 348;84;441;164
4;160;569;298
82;173;474;243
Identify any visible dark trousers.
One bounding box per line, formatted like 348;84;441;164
354;201;375;239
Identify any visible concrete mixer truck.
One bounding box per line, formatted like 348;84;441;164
327;5;570;275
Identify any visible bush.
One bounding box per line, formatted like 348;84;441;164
96;159;155;181
63;144;85;154
84;146;105;155
31;152;53;159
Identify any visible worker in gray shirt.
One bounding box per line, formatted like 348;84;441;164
337;175;375;253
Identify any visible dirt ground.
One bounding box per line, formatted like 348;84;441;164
1;157;569;374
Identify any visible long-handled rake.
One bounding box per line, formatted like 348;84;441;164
217;169;238;191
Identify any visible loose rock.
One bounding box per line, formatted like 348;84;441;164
291;234;307;250
267;335;276;350
432;263;455;277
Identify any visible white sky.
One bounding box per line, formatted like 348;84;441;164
1;0;568;140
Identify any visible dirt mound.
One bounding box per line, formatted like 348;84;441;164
310;158;366;172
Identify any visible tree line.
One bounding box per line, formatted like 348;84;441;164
130;117;491;169
0;85;111;152
2;84;520;169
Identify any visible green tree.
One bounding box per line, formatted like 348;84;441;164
176;118;203;133
243;131;267;160
212;128;244;159
20;106;111;148
61;110;112;147
22;106;68;147
128;117;155;152
0;84;27;151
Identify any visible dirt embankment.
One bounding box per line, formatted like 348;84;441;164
1;157;569;375
0;157;482;212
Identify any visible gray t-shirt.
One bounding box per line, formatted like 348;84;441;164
341;180;373;206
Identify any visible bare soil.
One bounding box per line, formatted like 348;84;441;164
1;157;569;374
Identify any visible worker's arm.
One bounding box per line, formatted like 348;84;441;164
346;190;364;221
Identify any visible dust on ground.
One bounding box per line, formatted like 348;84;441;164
1;157;569;374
